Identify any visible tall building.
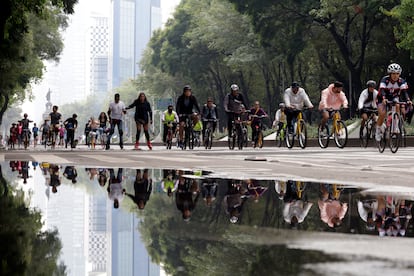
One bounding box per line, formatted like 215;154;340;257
109;0;161;90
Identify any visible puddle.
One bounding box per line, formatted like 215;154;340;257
2;161;414;275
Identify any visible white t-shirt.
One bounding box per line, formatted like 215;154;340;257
108;101;126;120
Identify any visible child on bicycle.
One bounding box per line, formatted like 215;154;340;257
249;101;267;146
192;113;203;141
272;103;287;134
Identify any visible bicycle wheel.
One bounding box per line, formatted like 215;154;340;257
334;120;348;148
238;128;244;150
208;129;213;149
166;130;172;150
389;113;401;153
318;124;329;148
360;124;369;148
377;126;386;153
286;131;294;149
400;121;406;147
204;129;210;149
298;120;307;149
228;129;236;150
243;128;248;147
275;131;282;147
257;131;264;148
24;135;29;150
188;130;194;150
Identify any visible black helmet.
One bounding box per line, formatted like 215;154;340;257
291;81;300;88
366;80;376;88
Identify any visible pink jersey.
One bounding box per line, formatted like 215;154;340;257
318;83;348;110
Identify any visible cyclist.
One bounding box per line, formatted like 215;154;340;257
224;84;246;139
284;81;314;134
249;101;268;146
63;114;78;149
20;113;33;147
126;92;153;150
161;104;179;144
358;80;378;137
49;105;62;145
175;85;200;148
375;63;411;141
318;81;348;129
201;97;219;141
40;119;50;145
272;103;287;132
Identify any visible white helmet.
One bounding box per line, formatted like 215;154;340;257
230;84;239;91
387;63;402;74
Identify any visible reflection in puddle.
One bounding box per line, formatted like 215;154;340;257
3;161;414;275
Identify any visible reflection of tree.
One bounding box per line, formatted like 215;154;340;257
0;165;66;275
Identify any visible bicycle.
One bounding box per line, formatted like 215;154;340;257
377;102;404;153
286;110;308;149
274;122;286;147
359;109;377;148
250;114;267;148
89;129;98;149
98;127;108;149
228;114;245;150
49;124;60;149
180;114;195;150
165;122;176;150
203;119;217;149
318;109;348;148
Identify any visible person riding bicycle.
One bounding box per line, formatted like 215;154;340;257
375;63;411;142
161;104;179;144
249;101;268;146
284;81;314;134
32;123;39;147
175;85;200;148
224;84;246;139
272;103;287;133
358;80;378;137
318;81;348;130
40;119;50;145
201;97;219;141
20;113;33;145
49;106;62;146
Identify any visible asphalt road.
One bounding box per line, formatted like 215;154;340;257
2;143;414;188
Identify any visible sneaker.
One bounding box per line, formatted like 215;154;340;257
105;144;110;150
134;141;139;150
120;144;124;150
375;127;382;142
147;141;152;150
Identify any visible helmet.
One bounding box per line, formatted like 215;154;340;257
279;103;285;108
291;81;300;88
230;84;239;91
183;85;191;92
387;63;402;74
366;80;376;88
230;216;238;223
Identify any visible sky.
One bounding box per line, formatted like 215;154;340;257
21;0;181;123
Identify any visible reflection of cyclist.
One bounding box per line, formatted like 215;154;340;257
127;169;152;210
175;173;200;221
357;80;378;137
282;180;313;227
63;166;78;184
318;184;348;228
284;82;313;134
224;84;246;139
107;168;125;209
48;164;61;193
161;105;179;144
318;81;348;130
223;180;248;223
161;169;177;197
201;179;218;207
176;85;200;148
97;168;109;187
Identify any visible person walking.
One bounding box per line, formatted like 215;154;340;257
106;93;126;150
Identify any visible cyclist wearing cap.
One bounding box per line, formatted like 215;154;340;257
284;81;314;134
176;85;200;148
201;97;219;141
375;63;411;141
161;104;179;144
318;81;348;129
358;80;378;136
223;84;246;138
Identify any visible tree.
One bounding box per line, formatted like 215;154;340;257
387;0;414;58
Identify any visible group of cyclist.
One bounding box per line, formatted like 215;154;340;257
7;62;412;150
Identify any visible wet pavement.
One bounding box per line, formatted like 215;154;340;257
2;161;414;276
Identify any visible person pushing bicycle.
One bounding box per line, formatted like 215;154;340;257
284;81;313;134
318;81;348;130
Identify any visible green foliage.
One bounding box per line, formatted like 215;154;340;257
387;0;414;58
0;166;65;275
